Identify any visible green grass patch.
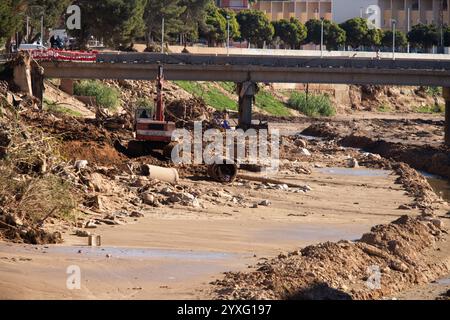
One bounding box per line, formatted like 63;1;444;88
219;82;236;94
424;87;442;97
74;80;120;110
255;89;291;116
44;99;83;117
287;92;335;117
174;81;237;111
378;104;392;112
415;104;445;113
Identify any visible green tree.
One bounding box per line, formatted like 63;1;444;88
339;17;369;49
179;0;210;44
381;30;407;49
444;26;450;47
27;0;70;29
236;9;274;48
407;23;439;51
363;28;383;48
144;0;185;46
70;0;147;49
199;2;226;46
272;17;307;49
0;0;26;48
305;19;346;50
218;8;240;41
325;22;346;50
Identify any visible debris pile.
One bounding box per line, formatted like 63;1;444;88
165;97;215;127
213;215;449;300
0;102;77;244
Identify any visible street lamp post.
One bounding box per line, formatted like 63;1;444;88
320;17;324;58
161;16;165;54
407;7;410;53
392;19;396;61
226;15;230;56
440;0;444;53
40;15;44;45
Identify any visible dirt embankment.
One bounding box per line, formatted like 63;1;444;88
211;127;449;300
213;215;448;300
302;121;450;180
348;85;443;112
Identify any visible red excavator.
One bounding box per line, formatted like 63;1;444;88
127;66;177;158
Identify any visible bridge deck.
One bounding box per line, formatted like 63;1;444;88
40;53;450;87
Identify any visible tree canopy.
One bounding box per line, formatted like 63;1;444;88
218;8;240;41
407;23;439;50
0;0;26;47
144;0;185;46
381;30;408;49
236;9;274;48
339;17;369;49
70;0;147;49
305;19;346;50
199;1;227;46
272;17;307;49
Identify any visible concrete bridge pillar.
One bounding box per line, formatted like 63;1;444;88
443;87;450;146
237;81;257;130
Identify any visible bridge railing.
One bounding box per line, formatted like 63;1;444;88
31;49;98;62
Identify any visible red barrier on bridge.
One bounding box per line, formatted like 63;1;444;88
31;49;98;62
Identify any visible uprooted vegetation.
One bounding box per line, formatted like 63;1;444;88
0;94;79;244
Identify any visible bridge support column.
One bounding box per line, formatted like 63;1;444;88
237;81;257;130
443;87;450;146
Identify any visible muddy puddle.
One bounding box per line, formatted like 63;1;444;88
50;246;234;261
0;243;235;261
254;223;371;244
316;167;391;177
425;175;450;202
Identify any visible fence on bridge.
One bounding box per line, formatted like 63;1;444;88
31;49;98;62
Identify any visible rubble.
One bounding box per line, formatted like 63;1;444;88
212;215;449;300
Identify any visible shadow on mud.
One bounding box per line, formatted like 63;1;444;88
286;282;352;300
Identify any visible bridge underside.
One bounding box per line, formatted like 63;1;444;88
39;53;450;144
41;62;450;87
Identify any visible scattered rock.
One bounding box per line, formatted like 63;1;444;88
298;148;311;156
431;219;444;229
75;229;90;237
347;158;359;168
141;193;155;205
74;160;88;171
84;220;97;229
294;139;308;148
389;261;409;273
130;211;144;218
258;200;271;207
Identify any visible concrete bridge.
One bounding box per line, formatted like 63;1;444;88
38;52;450;145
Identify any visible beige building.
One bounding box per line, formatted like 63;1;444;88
378;0;449;31
251;0;449;31
252;1;333;23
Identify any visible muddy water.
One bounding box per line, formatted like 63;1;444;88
316;167;391;177
317;167;449;202
427;176;450;202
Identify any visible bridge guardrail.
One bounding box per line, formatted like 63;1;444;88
31;49;98;62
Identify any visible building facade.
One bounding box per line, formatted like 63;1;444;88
216;0;250;10
374;0;449;31
234;0;450;31
252;1;333;23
